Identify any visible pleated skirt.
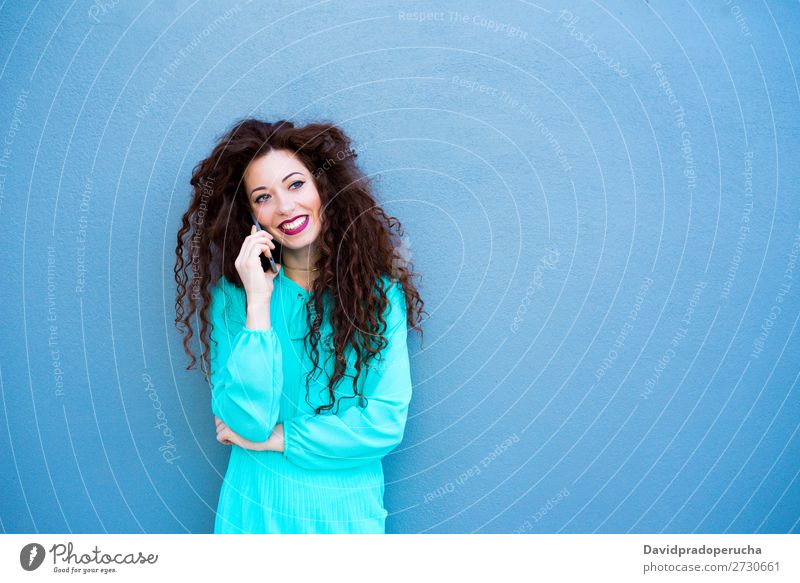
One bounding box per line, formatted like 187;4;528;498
214;445;388;534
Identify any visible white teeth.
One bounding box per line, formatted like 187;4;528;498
280;215;307;231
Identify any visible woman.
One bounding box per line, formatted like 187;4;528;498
174;118;425;534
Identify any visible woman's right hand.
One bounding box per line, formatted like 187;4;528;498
236;224;281;299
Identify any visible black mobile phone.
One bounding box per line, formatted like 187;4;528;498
250;212;278;273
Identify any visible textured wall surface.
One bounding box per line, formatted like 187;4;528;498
0;0;798;534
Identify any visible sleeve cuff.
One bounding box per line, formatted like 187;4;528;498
241;326;276;335
282;418;293;460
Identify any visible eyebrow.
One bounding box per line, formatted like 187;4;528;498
249;172;304;198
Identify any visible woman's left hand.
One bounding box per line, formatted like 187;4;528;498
215;417;284;452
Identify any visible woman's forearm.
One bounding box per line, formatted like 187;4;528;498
246;293;271;330
216;418;284;452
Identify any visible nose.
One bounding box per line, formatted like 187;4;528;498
274;191;296;217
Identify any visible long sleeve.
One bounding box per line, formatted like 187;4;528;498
208;277;283;443
282;278;413;471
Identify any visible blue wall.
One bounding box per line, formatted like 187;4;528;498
1;0;798;533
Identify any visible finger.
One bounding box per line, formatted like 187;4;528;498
239;232;272;261
240;228;268;252
258;244;275;258
248;241;273;263
239;237;259;265
223;430;239;447
247;230;273;240
245;232;271;249
256;235;276;249
217;428;234;445
253;228;274;239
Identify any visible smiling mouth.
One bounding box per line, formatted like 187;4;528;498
278;215;309;235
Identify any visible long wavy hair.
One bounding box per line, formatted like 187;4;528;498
174;118;426;415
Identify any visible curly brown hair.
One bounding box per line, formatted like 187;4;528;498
174;118;426;415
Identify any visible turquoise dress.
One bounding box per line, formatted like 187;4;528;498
209;267;413;534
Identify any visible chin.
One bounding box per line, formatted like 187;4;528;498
282;233;316;248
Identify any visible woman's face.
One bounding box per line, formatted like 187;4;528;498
243;148;322;252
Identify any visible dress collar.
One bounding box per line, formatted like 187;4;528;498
276;268;330;340
278;266;311;298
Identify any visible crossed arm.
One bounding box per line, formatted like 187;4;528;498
215;415;283;451
209;276;413;470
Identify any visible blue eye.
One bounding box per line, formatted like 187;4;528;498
255;181;302;203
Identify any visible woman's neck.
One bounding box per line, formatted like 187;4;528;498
280;246;319;290
284;266;317;291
